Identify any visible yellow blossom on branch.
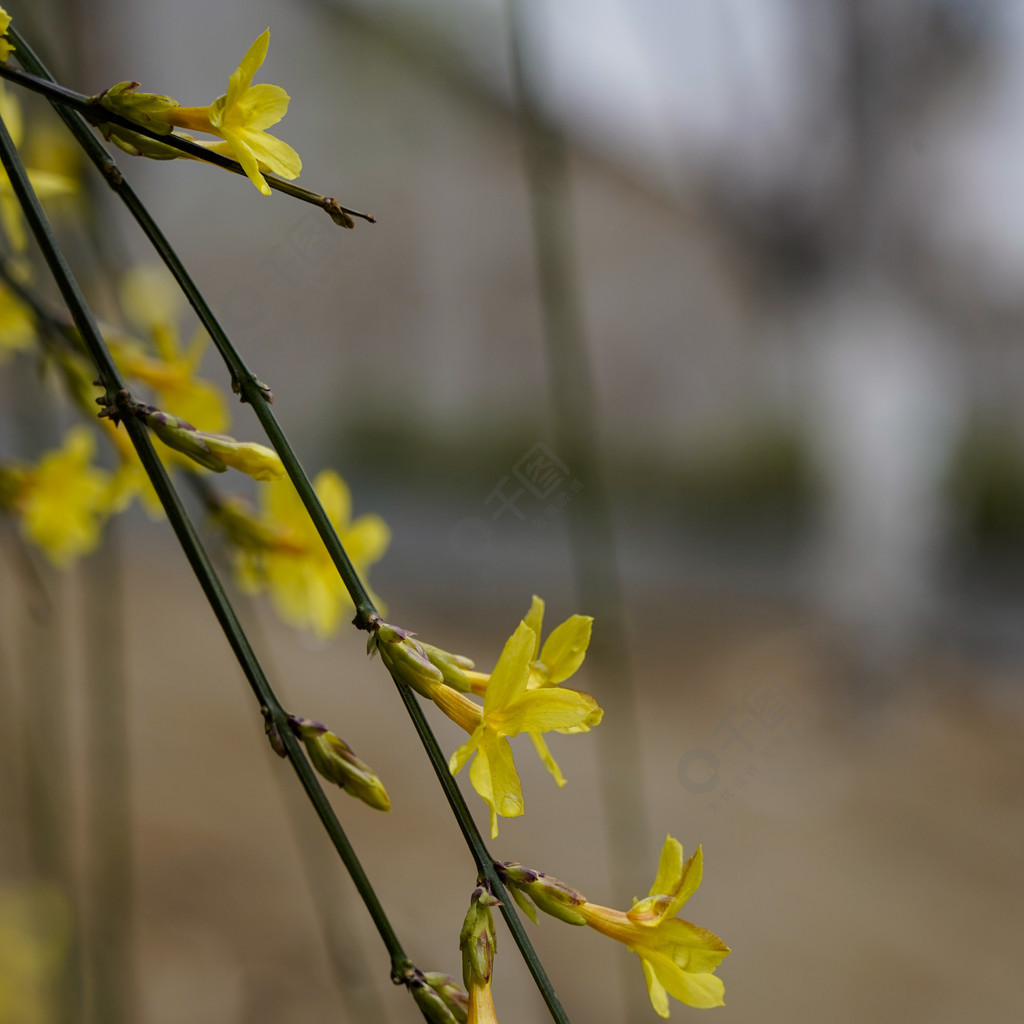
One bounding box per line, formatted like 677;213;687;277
0;84;77;250
97;29;301;196
0;282;35;361
456;594;600;788
0;7;14;63
215;470;390;639
0;426;112;567
576;837;730;1015
374;619;603;838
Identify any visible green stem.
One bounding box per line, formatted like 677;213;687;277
7;27;573;1022
0;61;375;226
0;105;414;986
393;683;573;1024
5;27;378;628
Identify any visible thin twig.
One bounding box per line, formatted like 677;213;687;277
0;62;375;227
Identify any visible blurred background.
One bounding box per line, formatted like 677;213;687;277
2;0;1023;1021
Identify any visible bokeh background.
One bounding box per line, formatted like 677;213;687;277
2;0;1023;1021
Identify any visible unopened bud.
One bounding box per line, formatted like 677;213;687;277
409;973;462;1024
459;886;501;988
422;973;469;1023
419;642;477;693
264;712;287;759
369;622;444;698
499;862;586;926
288;716;390;811
94;81;178;132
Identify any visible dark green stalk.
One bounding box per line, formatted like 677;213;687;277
393;683;573;1024
5;27;379;629
0;108;416;989
0;61;374;226
8;27;574;1022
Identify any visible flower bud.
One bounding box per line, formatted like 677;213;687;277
459;886;501;988
95;81;179;132
288;716;390;811
369;622;444;698
422;973;469;1023
133;402;284;481
264;713;287;759
409;973;464;1024
499;862;586;926
419;641;477;693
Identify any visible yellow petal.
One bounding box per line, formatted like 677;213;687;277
221;29;270;116
234;128;301;180
120;265;180;332
315;469;352;531
649;836;684;901
483;620;535;716
469;732;523;837
449;728;481;776
204;437;284;480
230;82;290;131
640;958;671;1019
538;614;592;684
647;955;725;1010
528;732;566;787
523;594;545;660
344;513;391;566
25;169;77;199
657;917;730;973
497;686;601;737
218;129;270;195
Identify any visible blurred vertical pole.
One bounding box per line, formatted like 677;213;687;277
506;3;650;1012
13;541;83;1023
83;518;135;1024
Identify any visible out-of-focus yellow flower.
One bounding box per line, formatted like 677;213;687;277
0;8;14;63
576;837;730;1015
0;84;76;250
0;283;34;361
99;30;301;196
220;470;389;638
0;882;72;1024
446;621;601;838
0;427;112;567
112;266;229;436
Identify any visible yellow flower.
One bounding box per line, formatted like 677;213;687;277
576;837;730;1015
165;29;301;195
464;595;600;788
112;267;229;436
0;282;34;361
0;8;14;63
0;84;76;250
226;470;390;638
2;427;112;567
447;620;602;838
